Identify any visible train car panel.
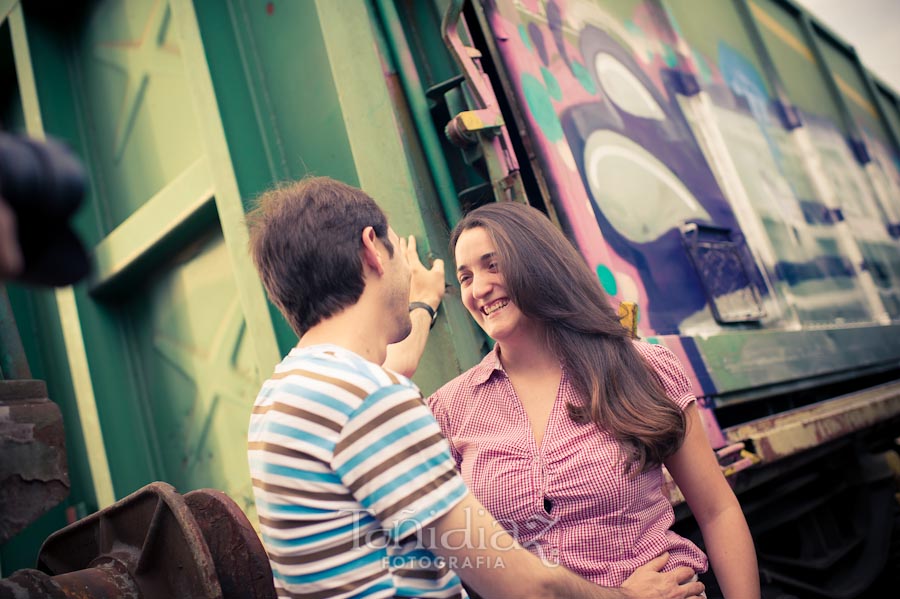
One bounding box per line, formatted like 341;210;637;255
2;0;900;594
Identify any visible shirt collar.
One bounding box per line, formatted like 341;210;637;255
470;345;506;386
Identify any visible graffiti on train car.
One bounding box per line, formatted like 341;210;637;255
481;0;900;340
485;0;763;334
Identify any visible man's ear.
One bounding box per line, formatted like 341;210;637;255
360;226;385;276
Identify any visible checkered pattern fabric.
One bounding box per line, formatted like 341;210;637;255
428;341;708;586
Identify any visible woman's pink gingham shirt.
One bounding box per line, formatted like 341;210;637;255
427;341;707;586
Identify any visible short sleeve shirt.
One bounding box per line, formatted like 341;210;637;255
250;344;469;599
427;341;708;586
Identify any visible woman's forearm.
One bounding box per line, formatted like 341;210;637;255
699;505;760;599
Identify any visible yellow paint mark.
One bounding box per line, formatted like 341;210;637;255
617;301;638;339
749;2;879;121
749;1;813;62
834;74;880;120
460;111;486;130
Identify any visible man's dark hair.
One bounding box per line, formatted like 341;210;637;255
247;177;393;336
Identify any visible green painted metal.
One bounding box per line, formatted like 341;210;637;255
1;0;898;575
90;158;215;293
873;81;900;152
191;0;483;392
816;35;891;148
733;0;794;117
315;0;483;392
123;231;261;510
395;0;458;90
75;0;205;231
0;3;486;567
5;0;284;530
170;0;281;380
1;14;93;574
859;69;900;162
751;0;845;128
667;0;772;96
0;288;30;379
8;2;118;510
795;12;865;149
55;288;116;509
373;0;463;227
695;324;900;399
1;0;15;21
7;2;37;133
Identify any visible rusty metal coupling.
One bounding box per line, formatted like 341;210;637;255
0;482;275;599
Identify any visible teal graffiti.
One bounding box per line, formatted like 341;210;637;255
692;50;713;84
571;60;596;94
519;23;532;51
541;66;562;101
522;73;564;142
596;264;618;296
661;44;678;68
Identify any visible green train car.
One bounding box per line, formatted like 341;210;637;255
2;0;899;596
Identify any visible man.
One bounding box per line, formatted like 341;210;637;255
246;177;705;599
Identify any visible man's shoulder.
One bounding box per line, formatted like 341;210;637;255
276;345;416;392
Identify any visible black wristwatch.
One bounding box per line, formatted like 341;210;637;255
409;302;438;329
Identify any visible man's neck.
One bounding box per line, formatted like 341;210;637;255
297;302;391;366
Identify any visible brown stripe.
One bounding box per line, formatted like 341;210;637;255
384;368;400;385
347;432;446;495
248;441;331;465
268;530;388;565
271;368;369;400
258;514;336;529
252;478;353;502
273;568;387;599
333;397;423;456
376;469;458;527
392;561;452;580
252;402;342;433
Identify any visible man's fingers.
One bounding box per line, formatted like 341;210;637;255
636;552;668;572
671;566;697;584
681;580;705;598
430;258;445;276
406;235;417;254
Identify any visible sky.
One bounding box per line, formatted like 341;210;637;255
795;0;900;93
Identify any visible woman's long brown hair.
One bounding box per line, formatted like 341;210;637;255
450;202;686;475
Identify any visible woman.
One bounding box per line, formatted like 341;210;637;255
428;202;759;599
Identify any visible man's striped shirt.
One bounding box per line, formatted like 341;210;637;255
249;344;469;599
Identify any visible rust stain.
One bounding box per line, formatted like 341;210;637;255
724;381;900;462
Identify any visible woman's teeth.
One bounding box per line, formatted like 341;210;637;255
483;300;508;315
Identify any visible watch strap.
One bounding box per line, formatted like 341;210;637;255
409;301;438;328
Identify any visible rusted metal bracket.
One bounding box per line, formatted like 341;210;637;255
724;380;900;463
0;482;274;599
0;379;69;544
442;0;525;204
662;442;761;506
717;442;762;478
